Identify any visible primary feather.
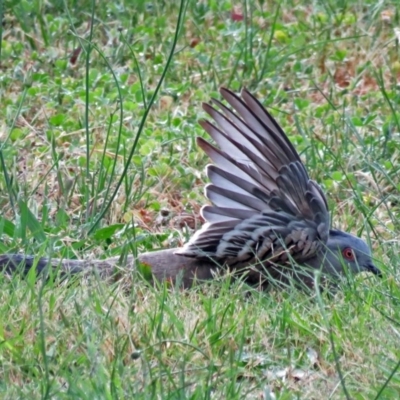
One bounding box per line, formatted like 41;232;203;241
176;88;379;284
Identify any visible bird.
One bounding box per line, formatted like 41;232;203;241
175;87;380;288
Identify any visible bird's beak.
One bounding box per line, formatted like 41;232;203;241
367;262;382;277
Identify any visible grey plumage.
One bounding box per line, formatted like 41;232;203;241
175;87;379;286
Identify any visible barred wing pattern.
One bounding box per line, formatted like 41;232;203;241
176;88;330;268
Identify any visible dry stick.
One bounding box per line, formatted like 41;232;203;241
0;249;218;287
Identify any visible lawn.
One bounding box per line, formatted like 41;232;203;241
0;0;399;398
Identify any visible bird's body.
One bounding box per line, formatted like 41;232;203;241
176;88;379;286
0;87;379;288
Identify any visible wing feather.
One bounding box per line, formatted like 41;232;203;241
176;88;330;269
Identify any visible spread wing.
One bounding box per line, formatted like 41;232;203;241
176;88;330;268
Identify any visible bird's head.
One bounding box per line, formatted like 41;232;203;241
323;230;380;277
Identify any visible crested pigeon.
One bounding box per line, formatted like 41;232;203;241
176;88;379;286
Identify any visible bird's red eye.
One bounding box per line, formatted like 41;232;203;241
342;247;355;261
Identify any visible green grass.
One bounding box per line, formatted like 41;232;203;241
1;0;400;398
